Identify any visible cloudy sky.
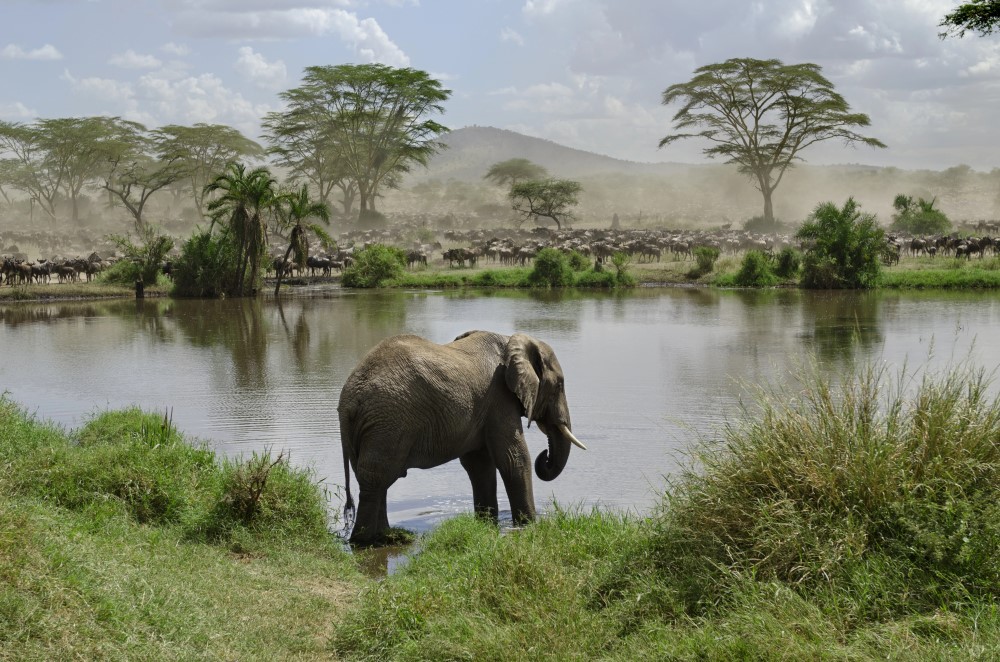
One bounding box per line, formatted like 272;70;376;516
1;0;998;171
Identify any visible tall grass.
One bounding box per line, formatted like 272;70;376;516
0;397;359;659
652;361;1000;619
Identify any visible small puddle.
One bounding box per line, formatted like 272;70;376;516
354;544;417;578
347;510;520;579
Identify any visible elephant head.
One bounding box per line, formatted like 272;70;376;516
504;333;586;482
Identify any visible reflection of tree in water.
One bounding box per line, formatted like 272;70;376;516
275;299;312;374
173;298;269;390
801;291;884;364
0;299;175;344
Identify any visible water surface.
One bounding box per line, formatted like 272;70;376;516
2;287;997;533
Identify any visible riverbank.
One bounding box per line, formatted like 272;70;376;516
4;362;1000;658
2;255;998;304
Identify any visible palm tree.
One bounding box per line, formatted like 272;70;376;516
273;183;332;295
204;162;278;297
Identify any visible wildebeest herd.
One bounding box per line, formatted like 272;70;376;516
3;222;997;287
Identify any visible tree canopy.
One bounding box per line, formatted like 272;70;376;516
940;0;1000;37
265;64;450;219
509;179;581;230
484;158;548;189
660;58;886;223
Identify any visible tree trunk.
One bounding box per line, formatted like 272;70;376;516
762;186;774;224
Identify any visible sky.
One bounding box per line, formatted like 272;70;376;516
1;0;998;172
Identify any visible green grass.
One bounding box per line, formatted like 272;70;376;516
334;362;1000;659
880;258;1000;289
385;266;634;289
0;279;171;302
9;360;1000;658
0;397;360;659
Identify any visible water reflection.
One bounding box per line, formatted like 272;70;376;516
801;290;884;364
1;287;997;534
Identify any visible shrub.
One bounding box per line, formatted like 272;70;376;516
342;244;406;288
104;227;174;286
688;245;721;278
528;248;574;287
207;450;331;542
743;215;787;233
890;195;951;235
774;247;802;278
650;362;1000;617
567;250;590;271
797;197;884;289
171;230;241;298
734;250;778;287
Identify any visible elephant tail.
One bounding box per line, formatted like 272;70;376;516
340;410;357;525
343;450;355;523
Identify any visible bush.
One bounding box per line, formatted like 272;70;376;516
104;227;174;286
342;244;406;288
650;362;1000;618
734;250;778;287
567;250;590;271
171;230;241;298
688;245;721;278
528;248;574;287
890;195;951;235
743;215;788;233
797;198;884;289
774;247;802;278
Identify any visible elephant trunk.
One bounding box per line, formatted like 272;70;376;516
534;423;585;482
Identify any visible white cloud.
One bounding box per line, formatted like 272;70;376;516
161;42;191;57
109;50;163;69
61;68;273;134
500;27;524;46
522;0;571;18
170;7;409;66
1;43;63;61
0;101;37;119
235;47;287;89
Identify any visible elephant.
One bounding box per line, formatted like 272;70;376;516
338;329;586;545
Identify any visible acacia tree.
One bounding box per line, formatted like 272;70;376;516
660;58;886;224
155;124;263;218
263;101;356;216
99;120;191;230
483;158;548;189
270;64;450;219
940;0;1000;37
0;121;62;221
509;179;581;230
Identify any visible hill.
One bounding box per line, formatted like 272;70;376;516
407;126;686;183
392;126;999;225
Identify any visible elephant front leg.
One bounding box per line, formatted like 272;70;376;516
495;432;536;525
460;448;499;521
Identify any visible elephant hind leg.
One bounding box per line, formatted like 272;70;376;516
351;488;389;546
460;448;499;522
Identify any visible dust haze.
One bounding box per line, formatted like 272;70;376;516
2;126;998;260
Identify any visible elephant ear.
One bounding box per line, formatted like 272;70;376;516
505;333;541;426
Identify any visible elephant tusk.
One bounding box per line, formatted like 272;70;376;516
559;424;587;450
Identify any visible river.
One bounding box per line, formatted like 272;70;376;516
1;286;998;534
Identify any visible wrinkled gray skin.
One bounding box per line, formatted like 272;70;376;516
338;330;584;546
